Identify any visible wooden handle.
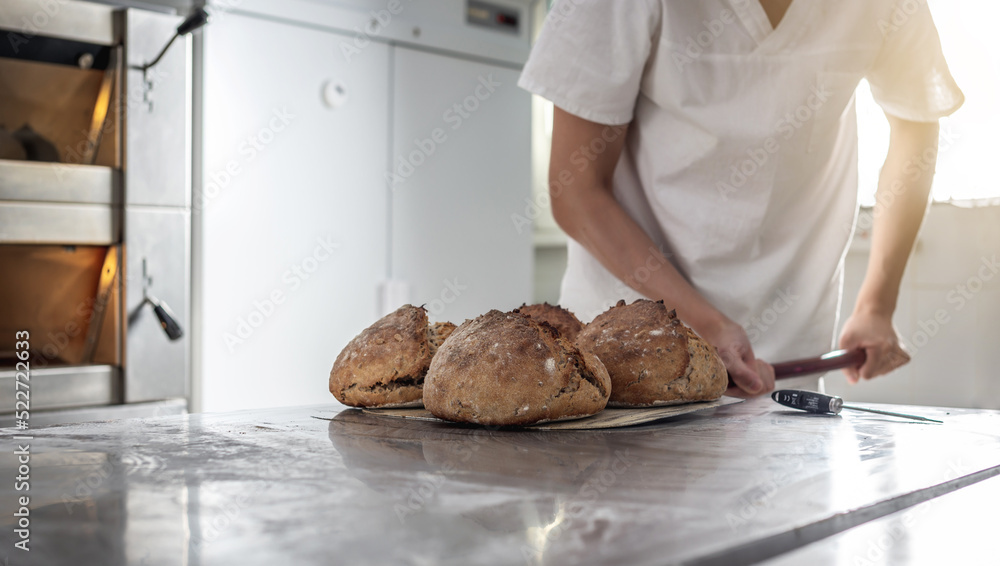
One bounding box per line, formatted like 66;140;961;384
773;349;867;379
727;349;867;388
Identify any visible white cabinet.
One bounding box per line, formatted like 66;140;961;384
199;14;389;411
390;47;532;323
197;5;534;412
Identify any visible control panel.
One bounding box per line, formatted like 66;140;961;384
467;1;521;34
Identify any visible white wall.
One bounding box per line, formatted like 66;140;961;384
826;203;1000;409
533;244;567;304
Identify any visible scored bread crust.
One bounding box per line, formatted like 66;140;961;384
516;303;585;342
427;321;456;356
424;310;611;426
329;305;456;408
576;299;727;407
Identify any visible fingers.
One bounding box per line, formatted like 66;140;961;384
840;342;910;383
858;344;910;380
838;312;910;384
703;319;769;397
839;328;867;384
725;383;756;399
725;355;764;396
842;365;860;385
726;360;774;398
839;334;861;383
755;359;776;394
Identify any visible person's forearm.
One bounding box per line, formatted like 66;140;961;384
548;107;768;392
856;116;939;316
553;184;725;334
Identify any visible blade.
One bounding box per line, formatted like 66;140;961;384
842;405;943;424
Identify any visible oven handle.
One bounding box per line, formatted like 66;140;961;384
135;258;184;341
146;295;184;341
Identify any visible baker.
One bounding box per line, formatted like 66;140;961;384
518;0;963;396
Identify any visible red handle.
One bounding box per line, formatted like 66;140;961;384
773;348;867;379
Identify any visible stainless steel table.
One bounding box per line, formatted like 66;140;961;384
757;474;1000;565
1;397;998;565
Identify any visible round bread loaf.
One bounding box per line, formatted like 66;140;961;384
423;310;611;426
576;299;727;407
516;302;584;342
329;305;456;408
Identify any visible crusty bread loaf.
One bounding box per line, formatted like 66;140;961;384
423;310;611;426
329;305;456;408
576;299;726;407
516;302;584;342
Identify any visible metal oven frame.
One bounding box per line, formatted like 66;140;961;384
0;0;192;426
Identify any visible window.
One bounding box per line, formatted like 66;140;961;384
856;0;1000;206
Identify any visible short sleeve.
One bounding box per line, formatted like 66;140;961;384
518;0;661;125
865;1;964;122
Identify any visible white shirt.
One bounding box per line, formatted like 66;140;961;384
519;0;963;363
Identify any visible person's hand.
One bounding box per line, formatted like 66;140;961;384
838;309;910;383
724;359;776;399
700;318;775;397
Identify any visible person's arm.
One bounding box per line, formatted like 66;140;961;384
550;107;774;396
839;114;940;381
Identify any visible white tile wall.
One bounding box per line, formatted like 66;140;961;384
826;203;1000;409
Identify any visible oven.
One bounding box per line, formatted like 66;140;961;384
0;0;194;426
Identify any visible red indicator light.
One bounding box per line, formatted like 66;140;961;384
496;13;518;27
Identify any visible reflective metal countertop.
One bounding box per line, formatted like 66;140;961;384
1;397;998;565
757;474;1000;565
